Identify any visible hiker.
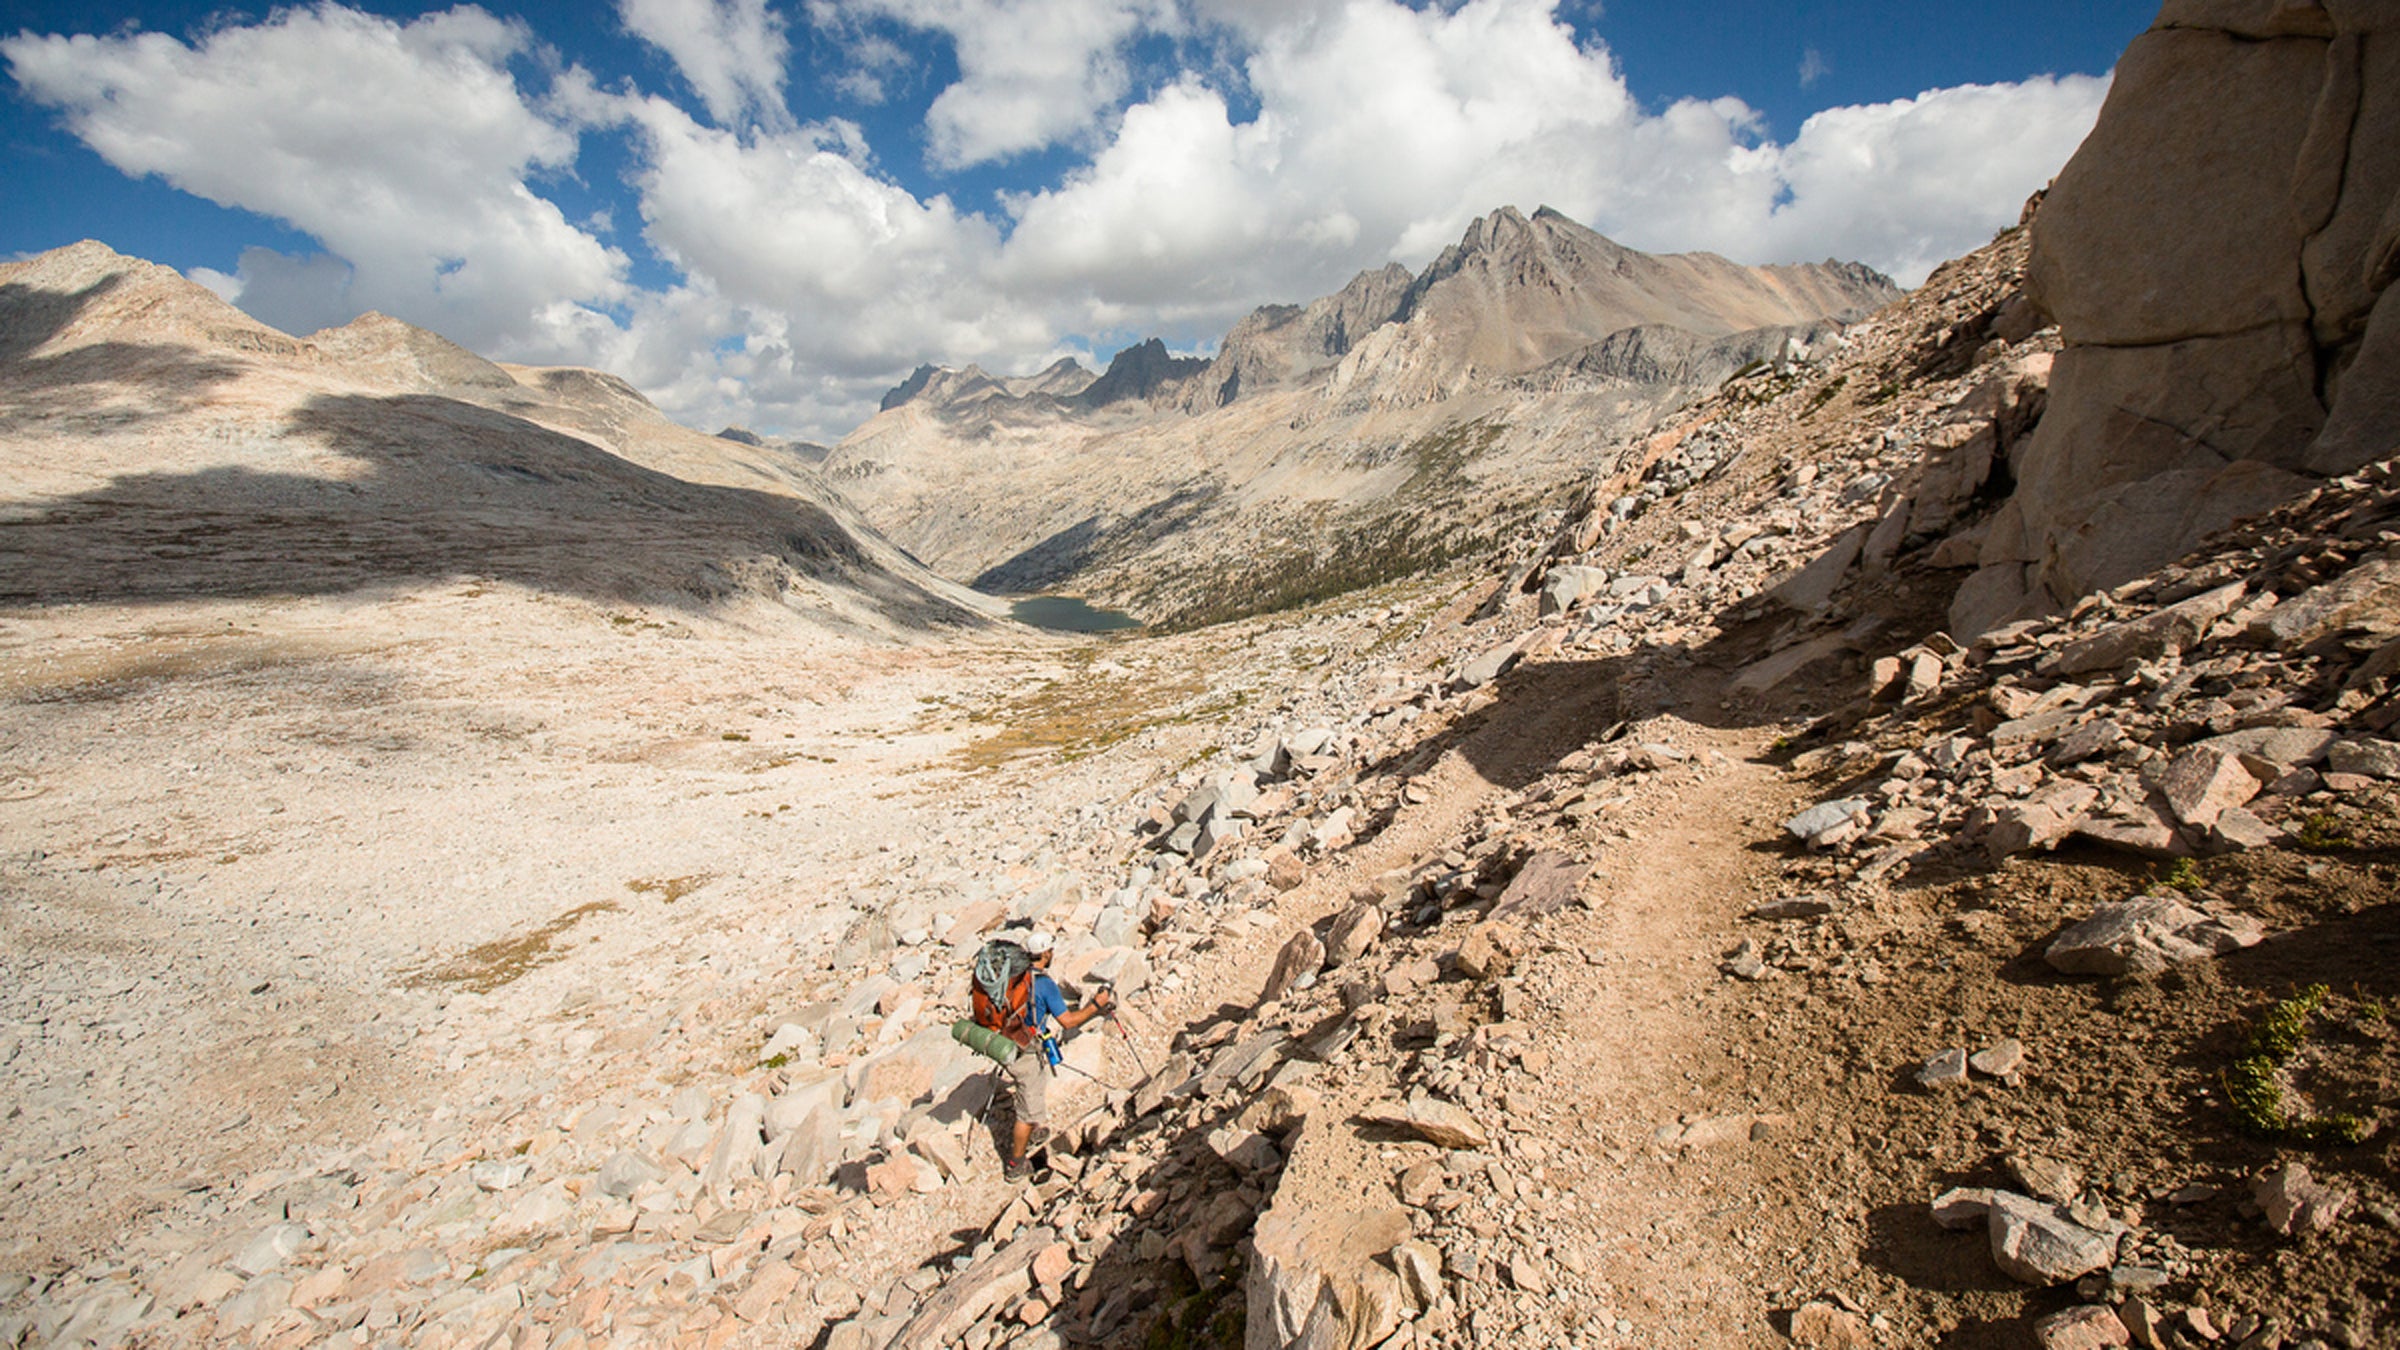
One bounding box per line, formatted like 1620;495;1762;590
990;931;1113;1179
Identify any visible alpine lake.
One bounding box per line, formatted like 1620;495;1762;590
1007;595;1142;633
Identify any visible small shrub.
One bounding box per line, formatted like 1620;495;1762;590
722;731;750;742
2294;812;2353;850
2225;984;2371;1145
2252;984;2325;1062
1803;374;1849;416
2160;857;2206;892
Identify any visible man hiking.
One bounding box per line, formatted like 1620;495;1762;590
980;930;1114;1180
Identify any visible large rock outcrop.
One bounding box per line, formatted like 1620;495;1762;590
1956;0;2400;636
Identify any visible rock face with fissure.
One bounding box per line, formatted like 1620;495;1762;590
1245;1206;1413;1350
884;1226;1057;1347
1954;0;2400;636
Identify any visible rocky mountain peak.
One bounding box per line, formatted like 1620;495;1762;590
717;424;831;464
1408;204;1637;302
0;238;309;363
879;363;946;412
1077;337;1209;408
1025;356;1096;395
879;363;1007;412
1818;258;1901;293
877;357;1100;417
1365;203;1900;403
827;203;1903;601
1185;261;1416;409
306;310;518;390
1466;202;1533;246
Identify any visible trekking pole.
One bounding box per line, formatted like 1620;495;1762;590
969;1068;1004;1162
1099;987;1154;1082
1052;1059;1130;1092
1112;1026;1153;1084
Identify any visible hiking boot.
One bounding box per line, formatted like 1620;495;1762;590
1003;1154;1031;1182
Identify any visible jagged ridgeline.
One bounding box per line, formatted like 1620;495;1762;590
820;206;1898;627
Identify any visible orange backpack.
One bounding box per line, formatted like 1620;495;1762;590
970;940;1039;1047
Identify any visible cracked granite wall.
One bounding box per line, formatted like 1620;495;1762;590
1955;0;2400;636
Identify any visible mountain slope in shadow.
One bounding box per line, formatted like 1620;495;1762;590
0;242;993;637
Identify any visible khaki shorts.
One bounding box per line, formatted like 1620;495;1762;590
1004;1046;1052;1126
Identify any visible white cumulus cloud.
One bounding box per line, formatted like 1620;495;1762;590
1750;78;2110;283
995;0;2106;312
618;0;794;129
615;0;2105;434
835;0;1177;168
613;97;1025;368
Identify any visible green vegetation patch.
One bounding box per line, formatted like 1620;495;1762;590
1114;419;1528;631
1803;374;1850;417
1156;515;1498;632
1398;419;1505;499
2224;983;2372;1145
2293;811;2355;851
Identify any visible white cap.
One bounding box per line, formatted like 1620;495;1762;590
1022;931;1055;956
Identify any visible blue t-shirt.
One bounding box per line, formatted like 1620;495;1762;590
1029;973;1068;1030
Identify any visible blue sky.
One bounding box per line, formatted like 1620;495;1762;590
2;0;2154;439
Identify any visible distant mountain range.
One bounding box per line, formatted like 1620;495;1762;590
716;425;832;466
0;240;990;636
0;206;1899;636
826;205;1898;624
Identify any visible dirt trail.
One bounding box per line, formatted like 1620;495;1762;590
1169;655;1836;1348
1551;726;1804;1342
